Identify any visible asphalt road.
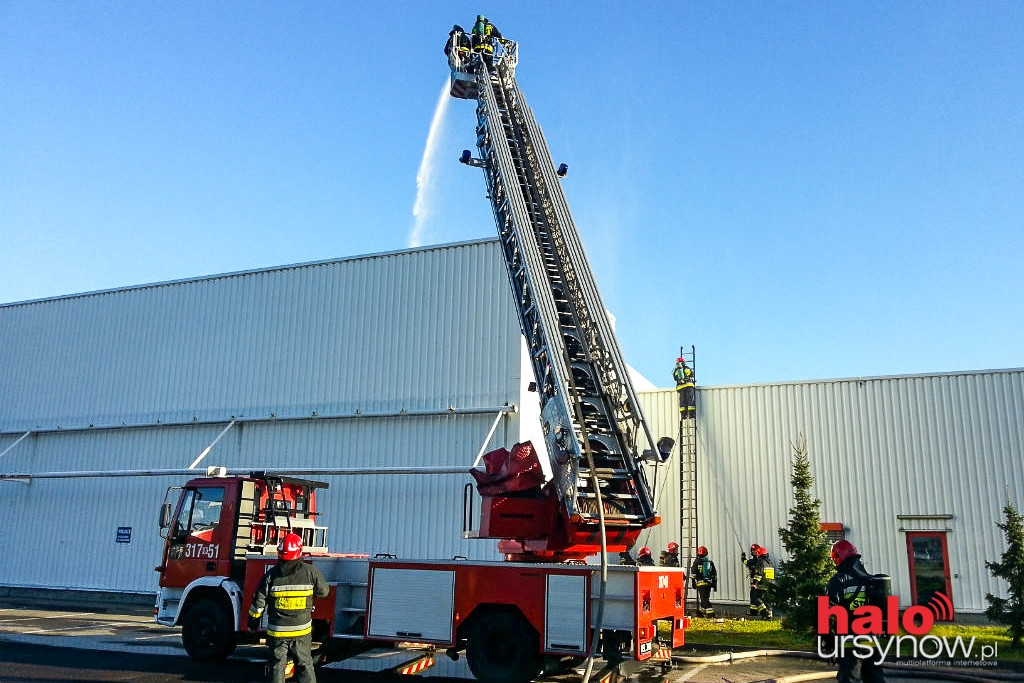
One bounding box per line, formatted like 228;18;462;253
0;606;1013;683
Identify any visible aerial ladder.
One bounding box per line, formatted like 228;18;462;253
450;37;672;561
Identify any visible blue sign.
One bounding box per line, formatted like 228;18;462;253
116;526;132;544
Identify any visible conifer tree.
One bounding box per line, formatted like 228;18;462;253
774;435;834;632
985;502;1024;648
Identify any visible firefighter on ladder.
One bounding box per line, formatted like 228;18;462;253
673;357;695;419
248;533;330;683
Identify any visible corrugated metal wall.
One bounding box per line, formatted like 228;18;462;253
0;239;527;594
647;369;1024;613
3;240;1021;614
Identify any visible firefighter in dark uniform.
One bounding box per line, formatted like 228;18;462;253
664;541;681;567
690;546;718;617
636;546;656;566
673;357;695;419
471;15;503;69
248;533;330;683
742;543;774;618
827;540;889;683
443;24;471;70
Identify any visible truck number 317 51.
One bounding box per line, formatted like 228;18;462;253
184;543;219;559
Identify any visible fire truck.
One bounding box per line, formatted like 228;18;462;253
154;29;688;683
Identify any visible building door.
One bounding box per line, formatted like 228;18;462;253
905;532;954;620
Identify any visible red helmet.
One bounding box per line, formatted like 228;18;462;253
667;542;679;553
831;540;858;566
696;546;708;556
638;546;652;557
278;532;304;560
676;357;684;363
750;543;760;554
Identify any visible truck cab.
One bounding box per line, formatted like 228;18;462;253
155;471;330;660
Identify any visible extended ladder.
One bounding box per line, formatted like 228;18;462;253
453;45;661;535
676;346;698;571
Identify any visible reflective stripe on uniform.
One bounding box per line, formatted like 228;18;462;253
267;620;313;638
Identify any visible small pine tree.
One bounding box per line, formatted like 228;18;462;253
774;434;834;632
985;502;1024;648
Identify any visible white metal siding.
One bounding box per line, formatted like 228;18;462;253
0;240;525;593
0;240;518;430
639;369;1024;613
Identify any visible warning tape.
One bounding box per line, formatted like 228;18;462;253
651;645;673;661
398;656;436;675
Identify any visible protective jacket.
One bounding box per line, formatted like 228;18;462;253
444;29;471;57
249;559;329;638
746;553;775;589
673;363;694;388
690;556;718;589
472;20;503;52
827;554;887;613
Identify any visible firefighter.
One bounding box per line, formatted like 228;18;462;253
664;541;681;567
827;540;889;683
673;357;695;419
741;543;774;618
471;15;503;69
689;546;718;617
443;24;471;70
637;546;656;566
248;533;330;683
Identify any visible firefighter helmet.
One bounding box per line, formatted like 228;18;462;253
638;546;652;557
667;542;679;553
676;357;685;363
697;545;708;556
831;539;858;566
750;543;760;554
278;532;304;560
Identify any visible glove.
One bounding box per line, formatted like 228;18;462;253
248;615;261;631
741;552;747;562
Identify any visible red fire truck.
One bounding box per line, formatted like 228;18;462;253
155;468;687;683
155;30;689;683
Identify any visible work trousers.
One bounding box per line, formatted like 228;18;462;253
677;386;695;418
695;584;715;616
267;633;316;683
748;587;771;618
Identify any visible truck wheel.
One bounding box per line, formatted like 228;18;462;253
466;611;541;683
181;599;237;661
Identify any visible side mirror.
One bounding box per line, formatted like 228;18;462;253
159;503;172;530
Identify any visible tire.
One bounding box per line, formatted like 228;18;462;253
465;610;541;683
181;598;237;661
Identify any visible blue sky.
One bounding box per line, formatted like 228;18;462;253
2;2;1022;387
